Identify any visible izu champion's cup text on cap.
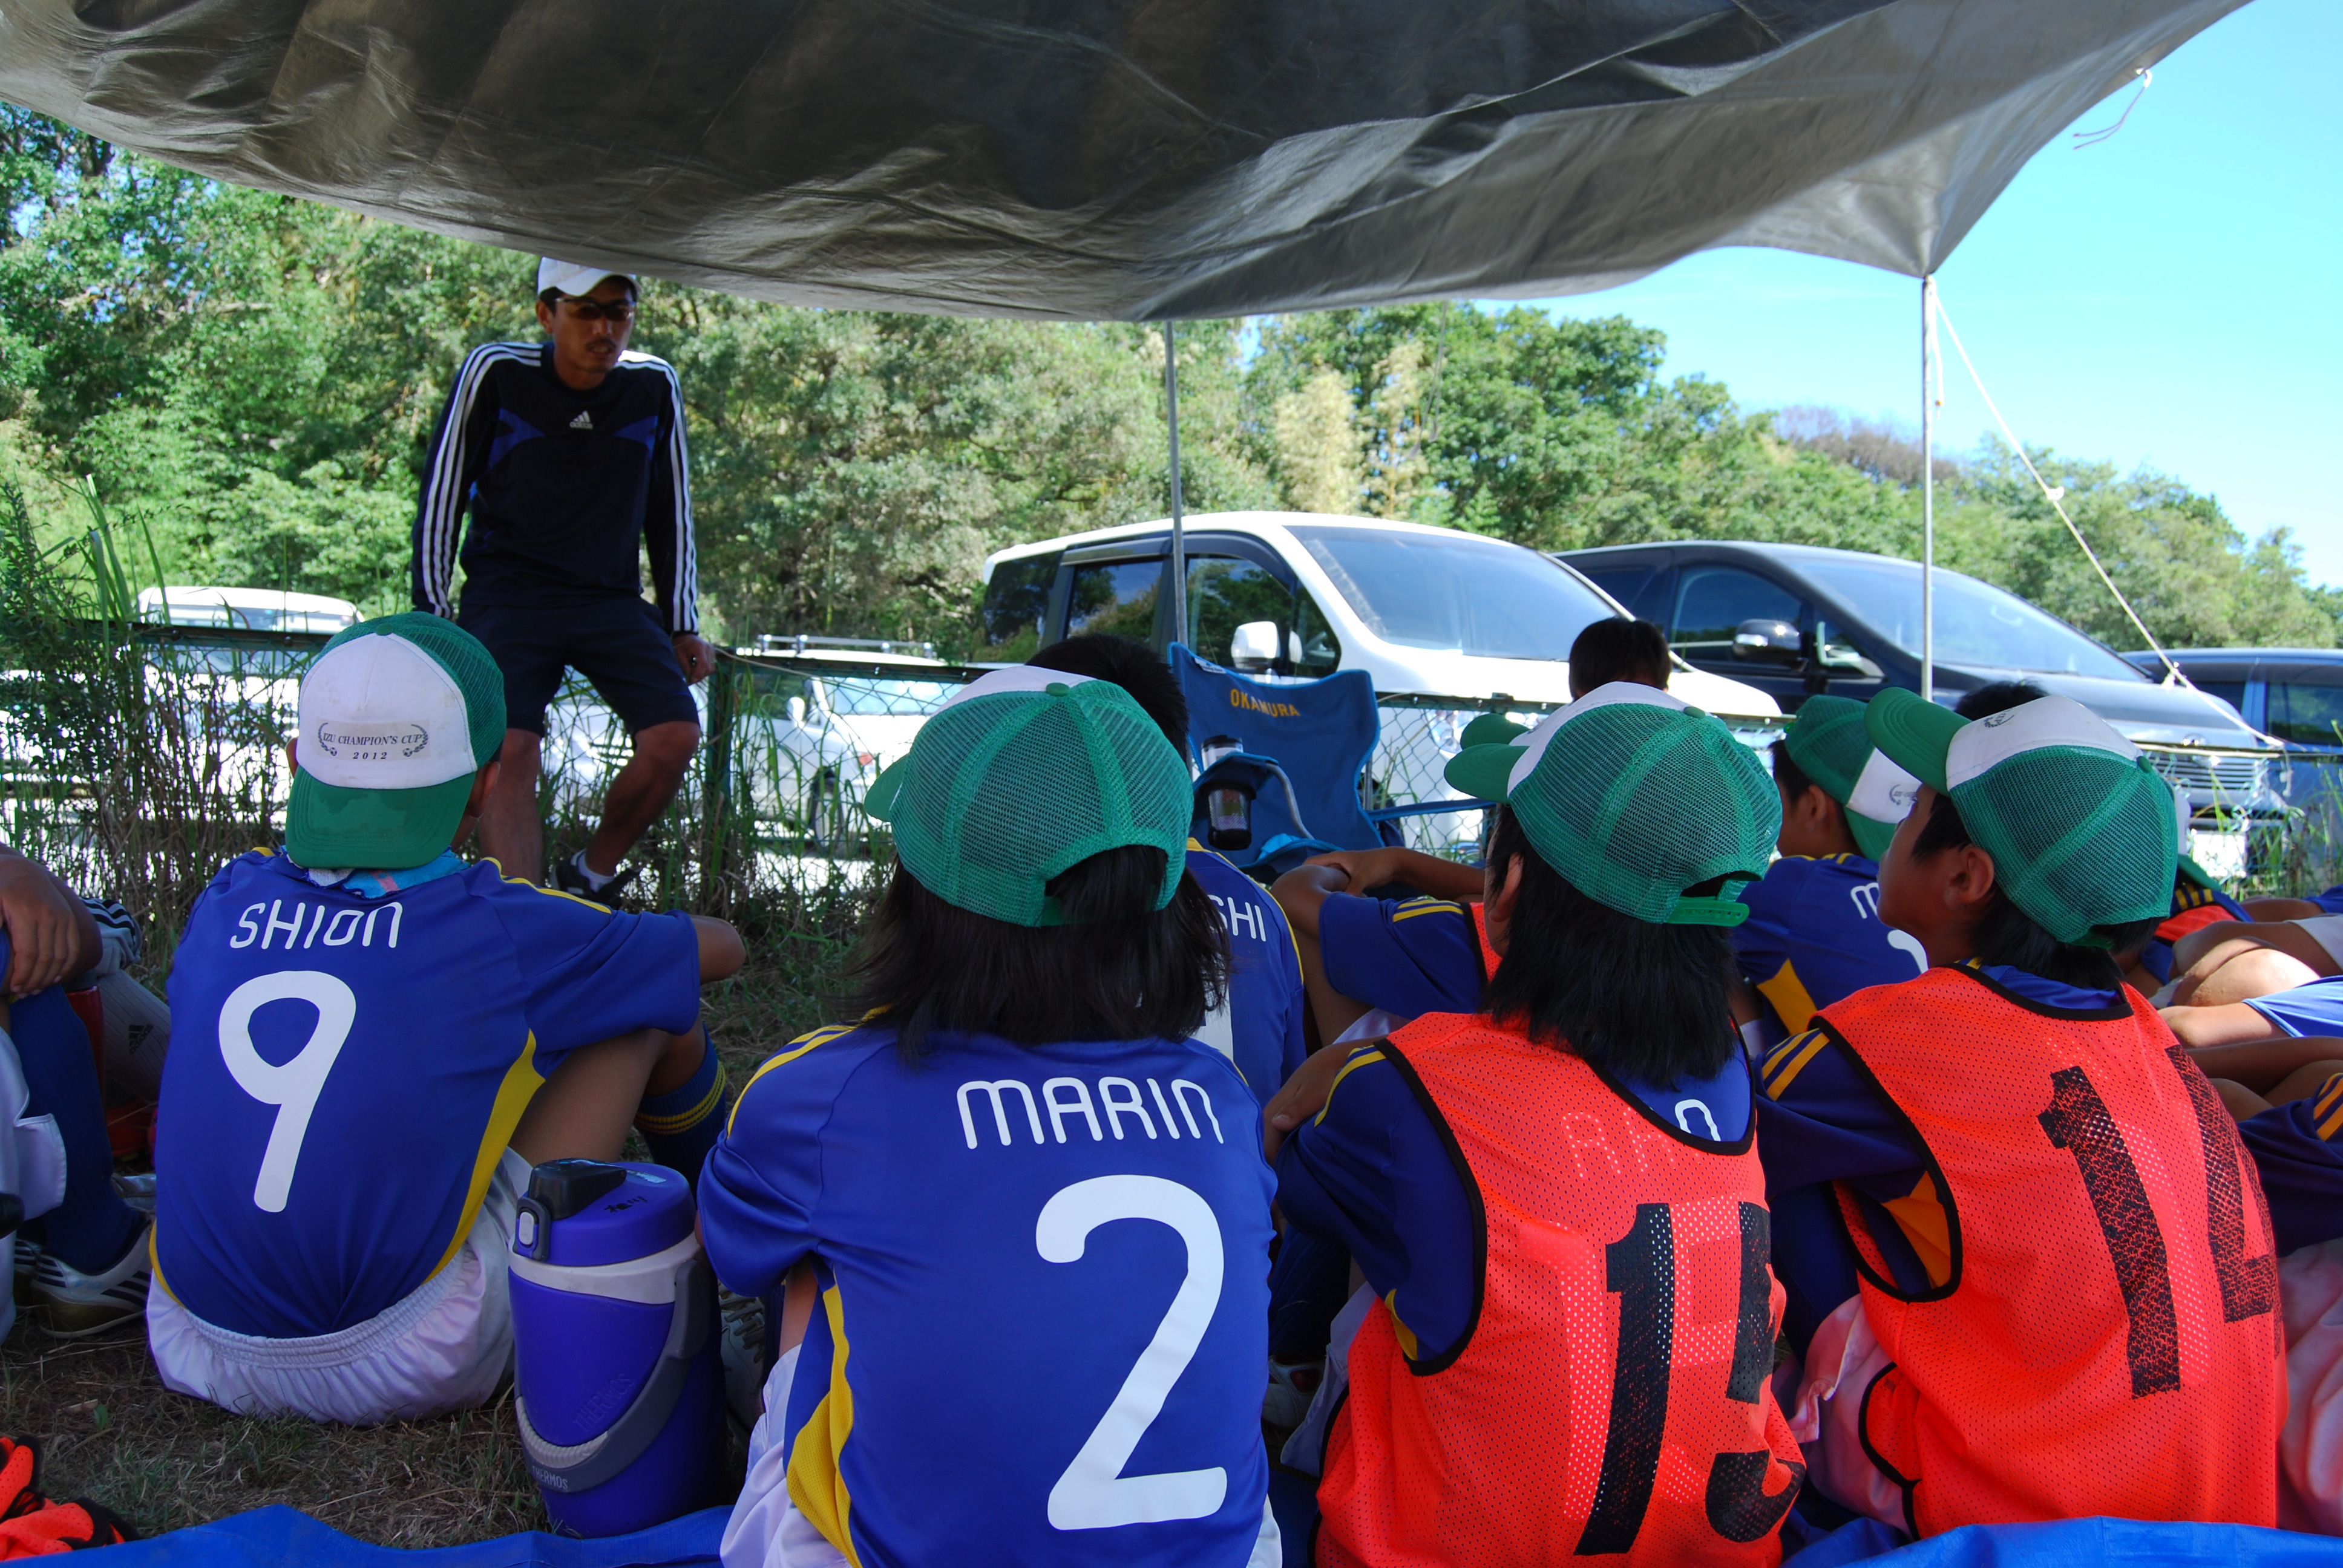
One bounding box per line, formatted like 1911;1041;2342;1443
1863;688;2177;944
1441;682;1780;927
537;258;637;298
1785;694;1921;861
862;667;1192;927
287;613;507;871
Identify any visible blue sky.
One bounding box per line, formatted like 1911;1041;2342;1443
1533;0;2342;589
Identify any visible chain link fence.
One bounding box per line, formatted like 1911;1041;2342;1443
4;622;2339;963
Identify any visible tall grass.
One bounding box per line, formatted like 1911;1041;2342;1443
0;480;885;982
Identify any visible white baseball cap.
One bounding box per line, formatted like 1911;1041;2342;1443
289;613;506;869
537;258;637;299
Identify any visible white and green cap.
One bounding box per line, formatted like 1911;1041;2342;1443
1864;688;2177;944
1442;682;1780;927
289;613;506;870
863;667;1190;927
1784;694;1919;860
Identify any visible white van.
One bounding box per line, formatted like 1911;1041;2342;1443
980;512;1780;717
136;586;361;636
982;512;1780;852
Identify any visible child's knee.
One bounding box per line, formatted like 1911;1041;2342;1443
2200;948;2319;1008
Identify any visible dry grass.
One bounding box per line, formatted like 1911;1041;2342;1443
0;935;857;1548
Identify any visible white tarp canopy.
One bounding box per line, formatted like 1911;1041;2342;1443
0;0;2242;319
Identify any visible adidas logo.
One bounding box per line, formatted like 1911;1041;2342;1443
569;412;593;431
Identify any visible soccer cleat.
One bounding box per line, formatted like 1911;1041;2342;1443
28;1224;151;1338
10;1233;42;1294
550;853;637;909
718;1288;768;1433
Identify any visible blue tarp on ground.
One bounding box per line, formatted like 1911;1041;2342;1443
90;1504;2343;1566
97;1504;727;1566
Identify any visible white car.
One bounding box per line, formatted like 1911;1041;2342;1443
136;586;360;635
980;512;1781;851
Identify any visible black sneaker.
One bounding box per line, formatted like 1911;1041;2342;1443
549;853;635;908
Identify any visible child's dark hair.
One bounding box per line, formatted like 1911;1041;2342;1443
1480;805;1739;1086
848;844;1228;1060
1918;679;2152;989
1029;635;1189;753
1568;618;1672;692
1770;740;1817;803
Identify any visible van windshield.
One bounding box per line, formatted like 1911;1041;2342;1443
1796;555;2141;682
1290;524;1616;661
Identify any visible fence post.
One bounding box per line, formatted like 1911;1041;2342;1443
700;654;736;910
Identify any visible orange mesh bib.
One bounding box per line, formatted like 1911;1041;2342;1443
1319;1013;1804;1567
1821;967;2282;1535
1468;903;1502;980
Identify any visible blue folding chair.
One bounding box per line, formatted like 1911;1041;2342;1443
1172;644;1398;877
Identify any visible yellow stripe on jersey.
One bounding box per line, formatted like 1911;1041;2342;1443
148;1227;179;1305
1390;898;1466;923
729;1024;860;1134
787;1282;862;1566
431;1034;544;1281
1755;959;1823;1039
1314;1045;1388;1125
1881;1171;1954;1289
1763;1030;1831;1101
2318;1074;2343;1142
1384;1291;1421;1362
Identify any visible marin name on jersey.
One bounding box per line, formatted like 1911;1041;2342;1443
957;1073;1227;1151
228;896;405;952
1208;892;1269;946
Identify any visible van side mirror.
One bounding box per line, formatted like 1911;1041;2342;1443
787;696;807;724
1230;621;1281;671
1732;618;1803;667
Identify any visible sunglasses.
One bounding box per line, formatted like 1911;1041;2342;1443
555;298;637;324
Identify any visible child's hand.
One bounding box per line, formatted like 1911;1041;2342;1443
1305;848;1403;892
1263;1040;1355;1163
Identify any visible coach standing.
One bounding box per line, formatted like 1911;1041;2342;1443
411;259;713;901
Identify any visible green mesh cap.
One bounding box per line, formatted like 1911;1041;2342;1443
1459;711;1530;748
862;668;1190;926
1443;684;1779;926
288;612;507;869
1786;694;1910;861
1865;688;2177;944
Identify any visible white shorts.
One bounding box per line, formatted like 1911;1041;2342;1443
148;1149;528;1426
721;1346;1282;1568
2280;1238;2343;1535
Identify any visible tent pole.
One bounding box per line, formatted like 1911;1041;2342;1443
1920;273;1936;704
1164;322;1188;648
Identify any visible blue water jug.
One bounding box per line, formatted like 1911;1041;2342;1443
509;1159;723;1537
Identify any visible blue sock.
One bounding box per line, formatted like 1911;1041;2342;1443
13;988;143;1275
635;1035;730;1193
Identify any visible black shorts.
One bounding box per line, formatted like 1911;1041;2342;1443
457;595;700;737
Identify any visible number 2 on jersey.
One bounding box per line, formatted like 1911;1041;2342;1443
218;970;356;1212
1037;1175;1228;1531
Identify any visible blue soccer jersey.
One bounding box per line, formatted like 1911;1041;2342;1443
703;1021;1276;1568
156;851;702;1338
1317;894;1485;1019
2240;1074;2343;1256
1185;844;1308;1102
1734;854;1928;1044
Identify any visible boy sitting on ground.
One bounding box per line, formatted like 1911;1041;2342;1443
1267;683;1807;1566
705;668;1277;1568
0;845;151;1336
1027;635;1306;1104
1735;695;1924;1048
1762;688;2281;1535
151;614;742;1424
